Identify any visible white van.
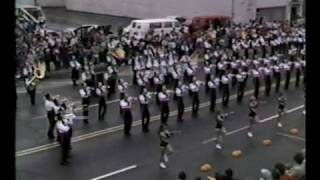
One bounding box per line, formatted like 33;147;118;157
123;18;181;39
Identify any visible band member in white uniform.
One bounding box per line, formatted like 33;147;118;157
208;76;218;111
221;73;230;107
139;88;151;132
44;93;59;139
175;81;187;122
25;76;37;105
252;68;261;99
79;83;91;124
264;66;272;96
283;62;291;90
189;77;204;116
204;62;212;92
159;86;170;124
96;82;107;120
236;72;245;103
120;95;136;136
56;114;71;165
118;79;128;100
294;61;301;88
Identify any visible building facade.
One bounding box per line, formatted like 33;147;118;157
29;0;305;23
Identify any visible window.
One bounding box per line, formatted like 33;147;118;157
150;22;162;29
164;22;172;28
132;22;136;28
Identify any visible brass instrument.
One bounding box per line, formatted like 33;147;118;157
26;61;46;86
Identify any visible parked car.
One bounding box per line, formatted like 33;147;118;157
64;24;113;36
189;15;231;34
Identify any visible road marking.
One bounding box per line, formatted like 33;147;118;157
277;132;305;142
16;79;301;156
90;165;137;180
202;105;305;144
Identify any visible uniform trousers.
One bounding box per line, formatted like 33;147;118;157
177;97;184;121
160;102;169;124
140;105;150;132
47;110;56;138
123;109;133;136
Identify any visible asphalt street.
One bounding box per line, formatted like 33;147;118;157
15;64;304;151
16;82;305;180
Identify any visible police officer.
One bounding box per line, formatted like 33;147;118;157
159;86;170;124
96;82;107;120
264;65;272;96
215;110;227;149
189;77;203;116
120;95;135;136
175;81;186;122
248;96;259;138
44;93;59;139
69;56;81;86
208;76;218;111
277;92;286;128
236;72;245;103
79;83;91;124
56;114;71;165
221;72;230;107
139;88;151;132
